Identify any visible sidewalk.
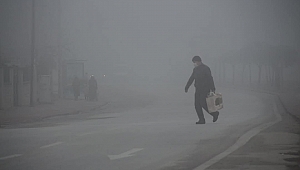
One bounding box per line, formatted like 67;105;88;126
0;99;107;127
0;84;155;128
278;92;300;121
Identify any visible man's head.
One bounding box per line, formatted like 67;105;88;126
192;56;202;66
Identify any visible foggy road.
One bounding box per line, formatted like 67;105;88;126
1;0;299;169
0;86;280;170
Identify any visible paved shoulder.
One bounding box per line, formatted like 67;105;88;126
204;96;300;170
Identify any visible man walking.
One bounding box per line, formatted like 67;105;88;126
88;75;98;101
185;56;219;124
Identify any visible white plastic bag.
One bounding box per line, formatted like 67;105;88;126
206;92;223;113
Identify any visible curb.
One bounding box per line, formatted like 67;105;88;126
40;102;109;120
0;101;110;128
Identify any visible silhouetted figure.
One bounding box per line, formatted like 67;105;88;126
83;83;89;101
83;73;89;100
185;56;219;124
72;76;80;101
88;75;98;101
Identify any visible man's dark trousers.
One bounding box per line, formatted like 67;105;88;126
194;90;214;122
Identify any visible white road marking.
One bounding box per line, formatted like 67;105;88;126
78;131;99;136
194;102;282;170
40;142;63;149
108;148;144;160
0;154;22;161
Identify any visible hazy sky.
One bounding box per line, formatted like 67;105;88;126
1;0;299;79
59;0;300;76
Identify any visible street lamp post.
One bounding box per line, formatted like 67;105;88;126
57;0;63;98
30;0;35;106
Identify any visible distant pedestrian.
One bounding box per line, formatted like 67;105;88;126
83;72;89;85
185;56;219;124
83;83;89;100
83;73;89;100
88;75;98;101
72;76;80;101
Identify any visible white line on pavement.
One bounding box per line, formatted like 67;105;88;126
194;102;282;170
0;154;22;161
78;131;100;136
40;142;63;149
108;148;144;160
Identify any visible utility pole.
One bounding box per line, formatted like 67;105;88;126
57;0;63;98
30;0;35;106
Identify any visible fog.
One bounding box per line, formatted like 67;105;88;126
1;0;300;93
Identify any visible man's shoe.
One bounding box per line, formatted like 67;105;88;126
196;121;205;124
212;111;219;122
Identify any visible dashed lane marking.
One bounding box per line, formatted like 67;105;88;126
78;131;100;136
0;154;22;161
108;148;144;160
40;142;63;149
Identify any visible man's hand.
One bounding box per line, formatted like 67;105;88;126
185;87;188;93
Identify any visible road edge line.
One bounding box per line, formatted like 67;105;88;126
193;98;282;170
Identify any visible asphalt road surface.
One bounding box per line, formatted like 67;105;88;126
0;85;282;170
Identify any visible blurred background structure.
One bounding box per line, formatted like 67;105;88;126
0;0;299;109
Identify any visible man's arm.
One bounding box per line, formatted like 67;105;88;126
185;70;195;93
207;67;215;92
